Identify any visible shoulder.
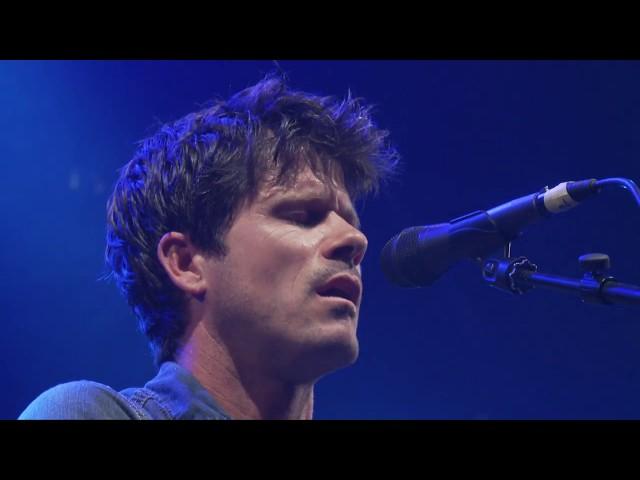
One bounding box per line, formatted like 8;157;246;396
18;380;141;420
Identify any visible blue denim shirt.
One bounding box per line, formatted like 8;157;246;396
18;361;231;420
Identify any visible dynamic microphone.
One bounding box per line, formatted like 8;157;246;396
380;179;601;288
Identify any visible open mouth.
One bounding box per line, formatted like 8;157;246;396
316;275;361;307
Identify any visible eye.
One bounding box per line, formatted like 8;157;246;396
287;209;325;227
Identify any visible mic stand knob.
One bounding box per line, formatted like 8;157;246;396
482;256;538;295
578;253;615;305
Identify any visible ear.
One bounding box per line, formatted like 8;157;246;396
156;232;207;298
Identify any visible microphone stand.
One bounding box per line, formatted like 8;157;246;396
480;252;640;307
479;178;640;307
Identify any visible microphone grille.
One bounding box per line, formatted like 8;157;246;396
380;226;425;287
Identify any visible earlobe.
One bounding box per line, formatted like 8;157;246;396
157;232;206;297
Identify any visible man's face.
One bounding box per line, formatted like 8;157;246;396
203;165;368;384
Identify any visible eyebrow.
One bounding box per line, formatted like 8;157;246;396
274;192;361;230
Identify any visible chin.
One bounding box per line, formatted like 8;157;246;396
278;331;359;384
324;313;360;362
307;334;360;381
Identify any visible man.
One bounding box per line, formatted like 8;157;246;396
19;74;399;420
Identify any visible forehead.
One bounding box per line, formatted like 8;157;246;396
259;165;352;204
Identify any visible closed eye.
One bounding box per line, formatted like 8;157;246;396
286;209;326;227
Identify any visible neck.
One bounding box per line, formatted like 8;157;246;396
176;321;314;420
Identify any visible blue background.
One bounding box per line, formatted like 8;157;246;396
2;60;640;419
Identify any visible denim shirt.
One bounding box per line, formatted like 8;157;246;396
18;361;231;420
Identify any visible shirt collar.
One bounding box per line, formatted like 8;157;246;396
144;361;232;420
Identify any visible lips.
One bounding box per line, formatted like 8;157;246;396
316;274;362;307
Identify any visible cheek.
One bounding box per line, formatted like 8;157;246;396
229;223;319;291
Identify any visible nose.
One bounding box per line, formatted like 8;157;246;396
322;213;368;268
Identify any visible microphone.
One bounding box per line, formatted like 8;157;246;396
380;179;601;287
